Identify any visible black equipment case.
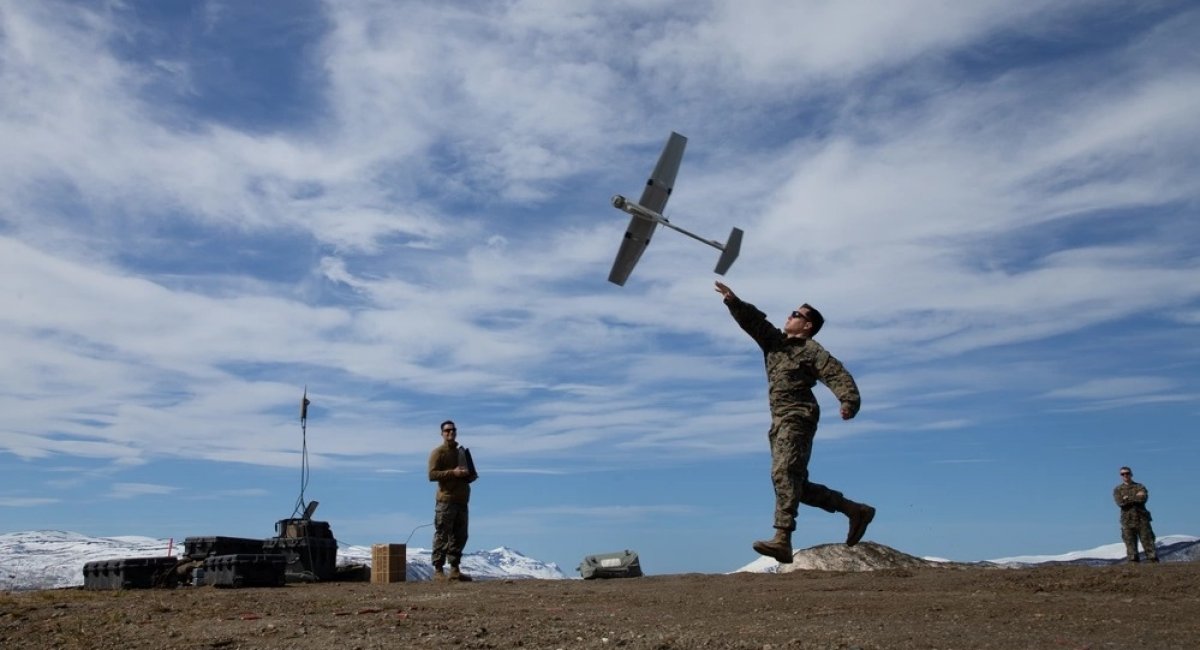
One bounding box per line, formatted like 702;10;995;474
183;536;266;560
262;536;338;582
274;518;333;539
83;557;179;590
202;554;287;588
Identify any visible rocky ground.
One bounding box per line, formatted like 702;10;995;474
3;560;1198;649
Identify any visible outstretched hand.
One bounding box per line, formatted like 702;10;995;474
714;281;736;301
840;405;855;420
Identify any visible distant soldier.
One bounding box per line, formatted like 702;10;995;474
1113;466;1158;563
428;420;477;581
715;281;875;564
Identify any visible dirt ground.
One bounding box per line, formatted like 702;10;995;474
3;562;1198;649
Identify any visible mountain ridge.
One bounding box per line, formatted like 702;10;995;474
733;534;1200;573
3;530;1198;591
0;530;566;591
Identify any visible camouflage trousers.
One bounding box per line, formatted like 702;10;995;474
432;501;469;568
1121;519;1156;561
769;415;850;531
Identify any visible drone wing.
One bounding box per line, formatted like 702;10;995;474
638;131;686;214
607;132;687;286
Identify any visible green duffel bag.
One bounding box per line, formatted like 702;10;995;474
577;550;643;579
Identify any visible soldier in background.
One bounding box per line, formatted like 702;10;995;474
715;281;875;564
428;420;477;581
1113;466;1158;563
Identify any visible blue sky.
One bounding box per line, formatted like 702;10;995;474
1;0;1198;575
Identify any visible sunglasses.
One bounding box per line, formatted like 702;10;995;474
1120;472;1131;476
442;427;457;433
790;311;807;320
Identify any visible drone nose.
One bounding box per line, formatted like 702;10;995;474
611;195;626;209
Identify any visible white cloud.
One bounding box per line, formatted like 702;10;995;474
107;482;179;499
0;0;1196;475
641;0;1084;92
0;0;1197;574
1043;377;1176;401
0;497;60;507
511;504;701;521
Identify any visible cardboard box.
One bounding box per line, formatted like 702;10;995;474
371;543;406;583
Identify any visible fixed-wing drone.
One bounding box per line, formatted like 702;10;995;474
608;131;743;286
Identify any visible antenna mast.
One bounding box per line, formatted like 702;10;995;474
292;386;312;518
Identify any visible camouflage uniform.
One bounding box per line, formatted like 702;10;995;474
428;443;474;570
724;296;862;532
1113;481;1157;562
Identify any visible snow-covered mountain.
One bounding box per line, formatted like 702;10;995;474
338;543;567;581
0;530;566;591
985;534;1200;567
733;534;1200;573
0;530;176;591
6;530;1197;590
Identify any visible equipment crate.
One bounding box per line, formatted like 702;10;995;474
371;543;406;583
183;536;266;560
83;557;179;590
263;536;338;581
203;554;286;588
274;518;333;539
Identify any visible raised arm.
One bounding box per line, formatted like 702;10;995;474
715;281;784;351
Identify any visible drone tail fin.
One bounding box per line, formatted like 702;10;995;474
714;227;743;275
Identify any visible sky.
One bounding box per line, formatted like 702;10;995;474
1;0;1198;575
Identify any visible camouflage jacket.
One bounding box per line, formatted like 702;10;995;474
1113;481;1152;526
724;296;861;423
428;443;473;504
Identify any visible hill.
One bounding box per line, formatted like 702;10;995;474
736;540;958;573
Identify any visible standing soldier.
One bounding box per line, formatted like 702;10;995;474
428;420;477;581
1113;466;1158;563
715;281;875;564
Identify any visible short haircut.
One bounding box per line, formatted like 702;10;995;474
440;420;456;432
1120;466;1132;473
802;303;825;335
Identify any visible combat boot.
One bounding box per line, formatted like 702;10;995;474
752;529;794;564
433;566;447;581
448;566;473;582
843;501;876;547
